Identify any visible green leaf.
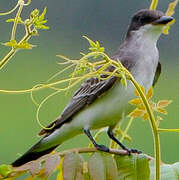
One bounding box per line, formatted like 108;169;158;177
114;153;150;179
63;152;84;180
88;152;118;180
150;161;179;179
30;9;39;18
39;7;47;21
3;39;17;48
17;41;35;49
6;17;23;24
0;164;13;178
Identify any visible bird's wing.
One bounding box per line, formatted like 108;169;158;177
38;66;118;136
152;61;161;87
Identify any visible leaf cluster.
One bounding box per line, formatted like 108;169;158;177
129;87;172;122
1;151;179;180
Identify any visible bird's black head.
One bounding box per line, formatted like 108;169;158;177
127;9;173;37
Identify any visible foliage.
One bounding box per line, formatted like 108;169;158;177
0;0;49;70
0;0;179;180
1;151;179;179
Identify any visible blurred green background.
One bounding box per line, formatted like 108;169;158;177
0;0;179;170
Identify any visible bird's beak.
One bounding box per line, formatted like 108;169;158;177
152;16;174;25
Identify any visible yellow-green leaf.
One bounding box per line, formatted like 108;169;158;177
143;113;149;120
157;100;172;108
114;154;150;179
165;0;178;17
129;98;142;105
156;107;168;114
129;109;144;118
146;87;153;100
163;0;178;34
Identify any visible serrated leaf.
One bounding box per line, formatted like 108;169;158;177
63;152;84;180
156;107;168;114
114;154;150;179
88;152;118;180
157;100;172;108
129;98;142;105
146;87;153;99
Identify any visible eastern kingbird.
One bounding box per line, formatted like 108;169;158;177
12;9;173;167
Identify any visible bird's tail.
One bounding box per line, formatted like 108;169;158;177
12;139;58;167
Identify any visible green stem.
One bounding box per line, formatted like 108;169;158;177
130;76;160;180
11;1;24;41
158;128;179;132
0;2;19;16
0;49;17;70
120;117;133;142
0;25;31;70
150;0;158;10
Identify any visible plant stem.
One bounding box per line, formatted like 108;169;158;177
158;128;179;132
0;48;17;70
130;76;160;180
150;0;158;10
11;1;24;41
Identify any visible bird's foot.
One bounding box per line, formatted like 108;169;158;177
96;144;109;152
124;147;142;155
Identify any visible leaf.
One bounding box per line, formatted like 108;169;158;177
165;0;178;17
88;152;118;180
13;161;42;176
114;153;150;179
0;164;13;178
17;41;35;49
39;7;47;21
129;108;144;118
150;160;179;179
163;0;178;35
143;112;149;120
35;24;49;30
3;40;18;48
129;98;142;105
156;107;168;114
42;154;61;178
6;17;23;24
146;87;153;100
157;100;172;108
63;152;84;180
103;154;118;180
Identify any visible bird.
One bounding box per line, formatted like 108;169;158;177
12;9;173;167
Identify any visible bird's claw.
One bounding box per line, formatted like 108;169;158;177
96;144;109;152
124;148;142;155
